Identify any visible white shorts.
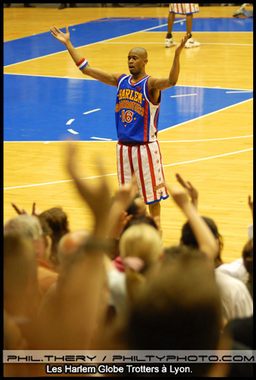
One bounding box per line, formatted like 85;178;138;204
116;141;169;205
169;3;199;15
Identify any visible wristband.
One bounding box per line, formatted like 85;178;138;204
76;58;89;70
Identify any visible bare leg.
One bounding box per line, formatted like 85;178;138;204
186;14;193;37
166;12;175;38
148;202;161;229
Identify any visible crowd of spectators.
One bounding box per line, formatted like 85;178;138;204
4;143;253;377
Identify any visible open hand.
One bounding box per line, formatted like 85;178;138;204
50;26;70;45
175;33;191;54
175;173;198;209
11;202;38;216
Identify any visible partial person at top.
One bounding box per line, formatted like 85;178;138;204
165;3;200;48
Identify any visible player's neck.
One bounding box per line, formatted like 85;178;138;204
131;72;147;83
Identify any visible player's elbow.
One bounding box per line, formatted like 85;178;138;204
167;79;177;87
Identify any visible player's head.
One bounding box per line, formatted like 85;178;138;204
128;47;148;76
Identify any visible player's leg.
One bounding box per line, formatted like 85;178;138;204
184;4;200;48
148;201;161;228
165;12;176;48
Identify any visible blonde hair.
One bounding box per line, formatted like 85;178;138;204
119;224;162;273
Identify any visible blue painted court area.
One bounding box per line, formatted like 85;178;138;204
4;74;253;142
4;16;252;142
4;17;252;66
152;17;253;33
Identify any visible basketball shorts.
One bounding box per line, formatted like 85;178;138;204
169;3;199;15
117;141;169;204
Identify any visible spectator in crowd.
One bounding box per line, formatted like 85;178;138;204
173;175;253;322
38;207;70;269
11;203;70;270
215;196;253;288
3;142;253;378
4;214;58;297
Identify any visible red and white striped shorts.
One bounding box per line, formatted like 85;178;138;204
169;3;199;15
116;141;169;204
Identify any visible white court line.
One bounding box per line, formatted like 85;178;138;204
170;93;197;98
67;128;79;135
90;136;113;141
4;72;94;80
3;20;181;68
201;42;252;46
164;148;252;168
4;148;252;191
159;98;253;134
3;134;252;144
83;108;101;115
4;18;252;68
226;90;253;94
103;41;253;47
175;84;252;91
159;135;253;143
66;119;75;126
4;73;252;92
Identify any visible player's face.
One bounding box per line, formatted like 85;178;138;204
128;53;145;75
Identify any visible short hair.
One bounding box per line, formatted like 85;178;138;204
180;216;223;267
124;254;222;375
4;215;43;240
122;214;158;234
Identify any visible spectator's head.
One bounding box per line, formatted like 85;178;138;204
119;224;163;274
121;252;222;376
126;194;147;217
122;214;159;235
4;215;47;260
4;214;43;240
180;216;223;267
57;230;90;271
38;207;70;267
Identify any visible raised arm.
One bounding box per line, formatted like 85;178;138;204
168;183;218;264
148;34;190;91
50;26;122;86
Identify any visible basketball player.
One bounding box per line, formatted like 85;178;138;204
165;3;200;48
50;26;190;226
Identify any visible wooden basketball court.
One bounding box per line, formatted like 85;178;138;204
4;5;253;262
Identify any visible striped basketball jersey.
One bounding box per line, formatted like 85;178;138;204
115;74;161;143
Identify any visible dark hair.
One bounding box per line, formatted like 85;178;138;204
242;238;253;275
126;194;145;216
38;207;70;266
180;216;223;267
122;214;158;234
124;253;222;376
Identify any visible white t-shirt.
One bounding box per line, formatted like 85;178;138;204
217;258;248;284
215;269;253;322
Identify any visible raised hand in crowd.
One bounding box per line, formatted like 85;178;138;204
66;142;111;238
11;202;38;216
107;175;138;239
248;195;253;219
175;173;198;209
168;179;218;263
